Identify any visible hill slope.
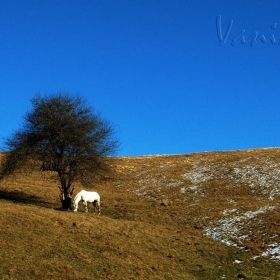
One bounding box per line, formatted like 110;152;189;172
114;149;280;260
1;148;280;279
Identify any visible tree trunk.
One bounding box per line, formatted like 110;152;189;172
58;177;74;210
61;195;72;210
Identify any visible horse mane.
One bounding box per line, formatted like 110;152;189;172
73;190;82;202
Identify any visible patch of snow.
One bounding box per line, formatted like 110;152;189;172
183;158;280;200
230;164;280;199
180;187;187;194
261;243;280;260
227;198;237;204
182;164;214;184
222;209;238;215
205;206;277;254
244;206;275;219
167;179;184;187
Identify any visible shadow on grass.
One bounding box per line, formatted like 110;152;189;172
0;189;52;208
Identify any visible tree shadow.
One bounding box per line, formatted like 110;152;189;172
0;189;52;208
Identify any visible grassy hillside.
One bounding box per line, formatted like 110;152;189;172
0;149;280;279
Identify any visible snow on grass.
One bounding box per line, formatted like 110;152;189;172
204;206;277;257
120;151;280;261
183;157;280;200
261;243;280;260
182;163;214;184
230;164;280;199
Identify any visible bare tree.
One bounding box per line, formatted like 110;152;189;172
0;93;119;209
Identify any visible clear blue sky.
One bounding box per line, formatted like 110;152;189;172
1;0;280;156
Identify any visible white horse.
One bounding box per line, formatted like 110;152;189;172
72;190;101;214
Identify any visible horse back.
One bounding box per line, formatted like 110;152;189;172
83;190;100;203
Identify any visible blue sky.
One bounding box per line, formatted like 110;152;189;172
1;0;280;156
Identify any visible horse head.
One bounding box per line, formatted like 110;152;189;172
72;203;78;212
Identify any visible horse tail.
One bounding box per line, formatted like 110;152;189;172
97;194;101;214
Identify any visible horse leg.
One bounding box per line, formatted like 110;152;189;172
97;200;101;215
82;200;88;212
92;201;100;214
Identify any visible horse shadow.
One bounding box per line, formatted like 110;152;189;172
0;189;52;208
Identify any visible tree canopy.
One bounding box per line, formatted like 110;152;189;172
0;93;119;209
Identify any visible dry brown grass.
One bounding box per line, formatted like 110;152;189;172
1;149;280;279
